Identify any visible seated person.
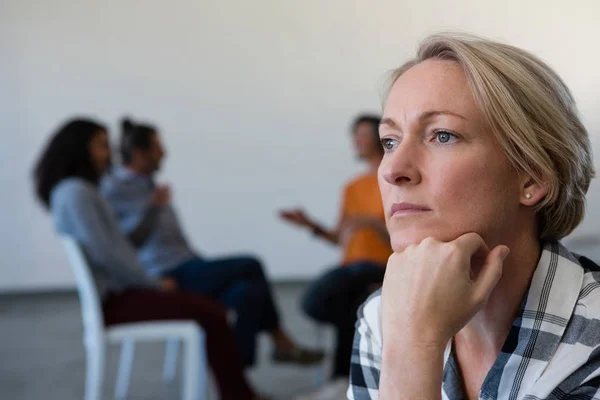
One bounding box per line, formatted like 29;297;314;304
349;34;600;399
280;115;392;386
33;118;267;400
101;118;323;367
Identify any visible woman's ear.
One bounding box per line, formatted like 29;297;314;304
520;176;549;206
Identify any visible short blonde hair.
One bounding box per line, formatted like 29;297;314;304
387;33;595;240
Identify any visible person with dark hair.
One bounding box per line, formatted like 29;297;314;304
100;117;324;368
279;114;392;399
33;118;267;400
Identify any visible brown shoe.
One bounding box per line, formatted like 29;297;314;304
272;347;325;365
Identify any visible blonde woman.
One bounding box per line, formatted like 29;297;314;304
349;34;598;399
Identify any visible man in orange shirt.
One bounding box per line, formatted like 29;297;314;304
280;115;391;385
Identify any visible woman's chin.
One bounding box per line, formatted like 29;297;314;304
390;234;425;253
389;229;452;252
390;226;482;252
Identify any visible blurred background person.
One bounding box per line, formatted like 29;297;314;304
280;115;392;399
101;117;324;368
33;118;268;400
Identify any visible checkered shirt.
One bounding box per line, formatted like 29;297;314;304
349;242;600;399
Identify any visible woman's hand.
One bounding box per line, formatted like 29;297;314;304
378;233;509;399
381;232;509;347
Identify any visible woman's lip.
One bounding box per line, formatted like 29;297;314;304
391;208;432;216
390;202;432;216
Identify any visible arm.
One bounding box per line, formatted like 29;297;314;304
101;179;170;248
127;204;160;248
348;291;445;400
350;292;444;400
125;185;170;247
310;219;341;245
380;340;445;400
320;185;353;246
340;216;390;244
375;234;507;400
279;184;351;246
279;209;341;245
66;186;160;289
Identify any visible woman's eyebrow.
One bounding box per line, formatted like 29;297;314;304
380;110;467;130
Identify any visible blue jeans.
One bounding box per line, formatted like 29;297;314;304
301;261;385;377
165;255;280;367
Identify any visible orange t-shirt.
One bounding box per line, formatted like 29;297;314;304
340;174;392;266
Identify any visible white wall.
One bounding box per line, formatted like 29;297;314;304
2;0;600;292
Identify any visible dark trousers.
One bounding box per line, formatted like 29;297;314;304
165;255;280;367
301;261;385;378
103;289;254;400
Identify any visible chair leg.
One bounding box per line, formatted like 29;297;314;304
197;333;208;400
182;329;207;400
312;364;327;388
312;325;326;388
84;341;106;400
163;338;180;383
114;340;135;400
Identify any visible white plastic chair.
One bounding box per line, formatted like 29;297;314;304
60;235;208;400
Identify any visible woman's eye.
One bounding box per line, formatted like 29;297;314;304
434;131;457;144
380;138;399;151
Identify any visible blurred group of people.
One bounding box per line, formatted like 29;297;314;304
32;113;390;400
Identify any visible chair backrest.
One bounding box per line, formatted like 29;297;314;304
60;235;105;342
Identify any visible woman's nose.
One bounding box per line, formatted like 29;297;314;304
380;139;422;186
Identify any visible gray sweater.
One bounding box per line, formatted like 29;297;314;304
51;177;160;298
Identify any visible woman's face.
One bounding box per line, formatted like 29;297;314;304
379;59;523;252
89;130;111;175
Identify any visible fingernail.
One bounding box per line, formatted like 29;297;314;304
500;247;510;260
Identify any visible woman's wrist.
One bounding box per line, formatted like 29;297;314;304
383;316;450;351
381;338;446;400
383;333;447;361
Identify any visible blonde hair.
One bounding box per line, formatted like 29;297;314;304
387;33;594;240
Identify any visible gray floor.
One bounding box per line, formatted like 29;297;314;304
0;283;336;400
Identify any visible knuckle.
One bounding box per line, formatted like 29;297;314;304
387;252;401;264
447;241;460;254
421;237;436;247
